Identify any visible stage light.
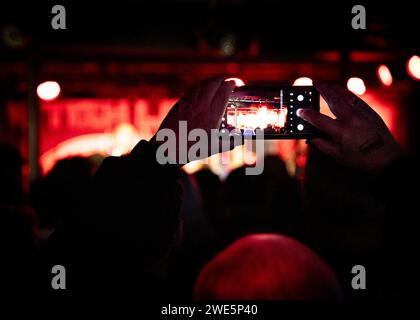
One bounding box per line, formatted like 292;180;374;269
225;78;245;87
347;77;366;95
377;65;393;87
293;77;313;86
112;123;139;156
407;55;420;80
37;81;61;101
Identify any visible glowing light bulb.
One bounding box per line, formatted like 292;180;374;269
377;65;393;86
347;77;366;95
293;77;313;86
36;81;61;101
407;55;420;81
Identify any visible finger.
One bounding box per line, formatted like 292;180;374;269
315;83;353;119
309;138;340;160
184;86;202;105
211;80;235;120
174;85;202;112
196;77;225;108
297;108;341;139
328;85;381;121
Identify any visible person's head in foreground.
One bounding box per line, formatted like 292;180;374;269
194;234;342;300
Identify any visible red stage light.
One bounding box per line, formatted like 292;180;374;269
293;77;313;86
377;65;393;87
37;81;61;101
225;78;245;87
407;55;420;81
347;77;366;95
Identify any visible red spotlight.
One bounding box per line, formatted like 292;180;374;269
225;77;245;87
37;81;61;101
293;77;313;86
407;55;420;81
377;65;393;87
347;77;366;95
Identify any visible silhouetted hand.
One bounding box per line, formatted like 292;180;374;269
150;77;237;163
297;84;402;174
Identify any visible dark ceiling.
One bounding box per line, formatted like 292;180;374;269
0;0;418;100
1;0;418;61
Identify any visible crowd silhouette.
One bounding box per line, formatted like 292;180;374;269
0;79;417;299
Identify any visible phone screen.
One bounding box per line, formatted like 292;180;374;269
220;85;319;139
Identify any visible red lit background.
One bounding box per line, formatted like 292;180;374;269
0;1;418;183
3;69;408;179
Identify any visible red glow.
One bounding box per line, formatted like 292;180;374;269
225;77;245;87
377;65;393;87
24;91;398;175
40;134;116;174
407;55;420;80
112;123;140;156
293;77;313;86
40;123;140;174
194;234;341;300
37;81;61;101
347;77;366;95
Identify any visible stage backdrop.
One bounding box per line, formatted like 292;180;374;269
5;88;403;178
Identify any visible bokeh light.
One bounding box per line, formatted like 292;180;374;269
36;81;61;101
347;77;366;95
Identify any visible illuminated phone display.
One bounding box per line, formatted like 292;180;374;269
220;85;319;139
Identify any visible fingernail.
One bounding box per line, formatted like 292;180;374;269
296;108;306;119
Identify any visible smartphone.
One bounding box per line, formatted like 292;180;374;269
220;85;319;139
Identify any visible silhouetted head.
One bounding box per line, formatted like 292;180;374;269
179;170;202;221
193;168;222;219
31;156;93;227
44;148;184;295
302;147;387;255
220;157;301;242
263;155;289;180
194;233;342;300
0;144;23;205
193;168;220;189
